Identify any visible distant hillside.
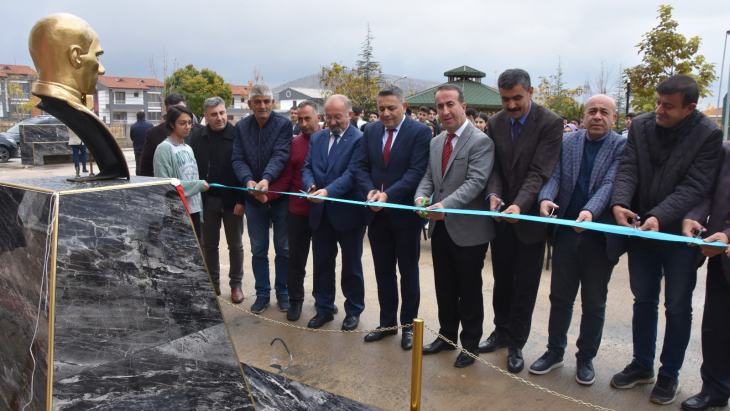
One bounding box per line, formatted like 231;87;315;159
272;73;441;96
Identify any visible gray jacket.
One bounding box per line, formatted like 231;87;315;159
415;121;495;247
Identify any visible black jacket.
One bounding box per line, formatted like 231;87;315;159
611;110;724;235
190;122;246;210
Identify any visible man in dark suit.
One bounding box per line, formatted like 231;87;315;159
130;111;153;176
138;93;187;177
355;85;431;350
681;142;730;411
302;94;366;331
529;95;627;385
481;69;563;373
415;84;495;368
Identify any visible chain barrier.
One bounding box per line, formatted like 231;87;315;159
422;324;616;411
218;297;411;334
218;297;615;410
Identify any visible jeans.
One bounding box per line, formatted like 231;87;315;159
202;196;244;289
72;145;87;170
628;237;699;378
547;228;616;359
245;198;289;297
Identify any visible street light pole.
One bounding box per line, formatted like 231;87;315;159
393;75;407;86
626;79;631;115
723;30;730;140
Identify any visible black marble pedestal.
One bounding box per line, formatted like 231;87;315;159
20;124;73;166
0;177;255;411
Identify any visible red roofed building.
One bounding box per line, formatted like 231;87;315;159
228;84;251;120
0;64;38;120
95;76;165;124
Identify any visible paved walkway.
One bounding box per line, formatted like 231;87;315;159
1;151;710;411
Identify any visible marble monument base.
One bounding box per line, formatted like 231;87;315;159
0;176;254;410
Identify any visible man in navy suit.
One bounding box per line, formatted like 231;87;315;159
529;94;627;385
355;85;431;350
302;94;366;331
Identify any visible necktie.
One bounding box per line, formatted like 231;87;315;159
383;129;395;166
327;134;339;168
512;122;521;150
442;133;455;176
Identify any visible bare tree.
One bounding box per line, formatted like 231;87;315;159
589;61;614;96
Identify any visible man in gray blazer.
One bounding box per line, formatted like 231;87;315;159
529;95;627;385
480;69;563;374
414;84;495;368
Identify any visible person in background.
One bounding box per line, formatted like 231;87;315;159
139;92;188;177
564;123;579;133
474;113;489;133
621;112;636;136
130;111;153;175
189;97;245;304
571;117;581;127
428;106;444;134
466;108;477;124
426;121;436;137
153;105;209;240
417;106;430;124
68;128;87;178
290;106;301;137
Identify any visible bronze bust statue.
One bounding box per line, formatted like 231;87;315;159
29;13;129;181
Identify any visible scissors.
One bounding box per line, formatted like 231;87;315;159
421;193;433;219
365;189;380;206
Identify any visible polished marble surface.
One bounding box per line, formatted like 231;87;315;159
53;325;253;411
243;363;382;411
0;186;54;410
20;124;71;166
5;175;165;192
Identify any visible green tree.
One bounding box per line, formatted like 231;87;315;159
320;25;382;110
625;5;716;112
165;64;232;117
535;57;585;116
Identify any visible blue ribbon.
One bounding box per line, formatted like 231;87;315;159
209;183;727;248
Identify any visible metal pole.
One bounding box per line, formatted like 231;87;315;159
715;31;728;126
724;30;730;140
410;318;424;411
626;80;631;115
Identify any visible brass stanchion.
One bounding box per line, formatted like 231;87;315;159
410;318;424;411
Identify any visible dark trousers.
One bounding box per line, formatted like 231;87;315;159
311;210;366;317
287;212;311;303
71;145;87;170
134;150;142;176
699;256;730;400
431;221;488;352
368;211;421;330
202;196;244;289
627;237;698;378
490;223;546;349
190;212;201;242
547;227;616;359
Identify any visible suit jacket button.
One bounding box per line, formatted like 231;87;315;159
325;181;329;184
440;189;444;193
725;220;730;225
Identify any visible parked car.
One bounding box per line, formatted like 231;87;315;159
0;135;19;162
0;115;65;144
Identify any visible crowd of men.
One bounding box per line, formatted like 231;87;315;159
134;69;729;411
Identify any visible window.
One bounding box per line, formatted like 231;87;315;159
113;112;127;122
147;111;162;122
148;93;162;108
114;91;125;104
134;92;139;97
241;97;245;103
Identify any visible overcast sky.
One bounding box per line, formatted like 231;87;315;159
2;0;728;107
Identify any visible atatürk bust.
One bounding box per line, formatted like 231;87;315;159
29;13;129;181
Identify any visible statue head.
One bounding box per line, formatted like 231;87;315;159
29;13;105;101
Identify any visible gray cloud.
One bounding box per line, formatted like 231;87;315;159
2;0;728;107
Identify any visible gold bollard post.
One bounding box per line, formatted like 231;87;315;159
410;318;424;411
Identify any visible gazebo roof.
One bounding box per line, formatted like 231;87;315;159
406;81;502;110
443;65;486;78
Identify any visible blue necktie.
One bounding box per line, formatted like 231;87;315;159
327;134;340;168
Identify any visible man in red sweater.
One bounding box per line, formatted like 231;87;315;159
264;101;321;320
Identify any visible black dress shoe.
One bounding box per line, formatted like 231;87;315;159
341;315;359;331
423;338;456;355
307;313;334;329
681;393;728;411
401;331;413;350
507;347;524;373
454;351;478;368
478;330;508;353
364;327;398;342
286;301;303;321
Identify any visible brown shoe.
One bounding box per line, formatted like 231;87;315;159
231;287;244;304
214;288;221;296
